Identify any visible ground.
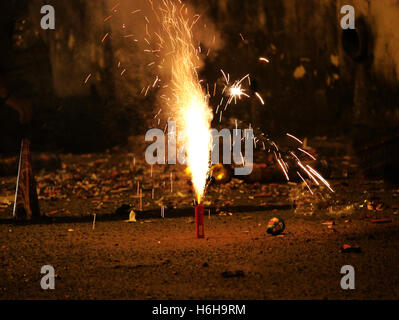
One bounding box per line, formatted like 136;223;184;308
0;137;399;299
1;211;398;299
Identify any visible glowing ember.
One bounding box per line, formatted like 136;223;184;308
221;72;250;105
259;57;270;63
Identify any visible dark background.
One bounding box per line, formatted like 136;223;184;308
1;0;399;154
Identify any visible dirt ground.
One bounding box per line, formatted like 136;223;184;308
1;137;399;300
0;209;398;300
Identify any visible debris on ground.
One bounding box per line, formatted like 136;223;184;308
341;244;362;253
125;210;136;222
218;211;233;216
266;217;285;236
367;199;385;211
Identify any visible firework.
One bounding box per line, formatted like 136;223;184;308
100;0;334;203
157;1;213;203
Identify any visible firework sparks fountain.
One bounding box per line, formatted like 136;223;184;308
157;1;213;237
123;0;333;236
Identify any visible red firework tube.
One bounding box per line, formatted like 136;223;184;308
195;204;205;238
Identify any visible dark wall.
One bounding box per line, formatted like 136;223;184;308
0;0;398;154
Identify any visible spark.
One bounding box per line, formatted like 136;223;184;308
228;83;249;103
144;85;150;96
104;15;112;22
255;92;265;105
297;171;313;195
259;57;270;63
297;160;319;186
277;158;290;181
111;2;120;12
223;73;250;106
286;133;303;145
84;74;91;84
152;76;160;87
307;165;334;192
298;147;316;160
101;33;109;43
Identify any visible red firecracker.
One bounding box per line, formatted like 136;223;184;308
195;204;204;238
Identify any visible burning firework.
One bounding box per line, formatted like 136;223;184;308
95;0;334;203
157;1;213;203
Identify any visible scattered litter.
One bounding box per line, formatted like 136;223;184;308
67;229;74;232
92;213;96;230
322;221;335;226
341;244;361;253
367;199;385;211
0;195;14;208
125;210;137;223
293;65;306;79
218;211;233;216
266;217;285;236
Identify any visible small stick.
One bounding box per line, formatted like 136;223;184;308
150;165;153;178
152;188;154;200
137;181;140;195
208;209;211;220
139;188;143;211
170;172;173;193
92;213;96;231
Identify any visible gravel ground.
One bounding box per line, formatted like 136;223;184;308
0;209;398;300
1;138;399;300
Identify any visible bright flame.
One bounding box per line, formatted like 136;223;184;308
160;1;213;203
221;72;250;106
228;84;248;102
